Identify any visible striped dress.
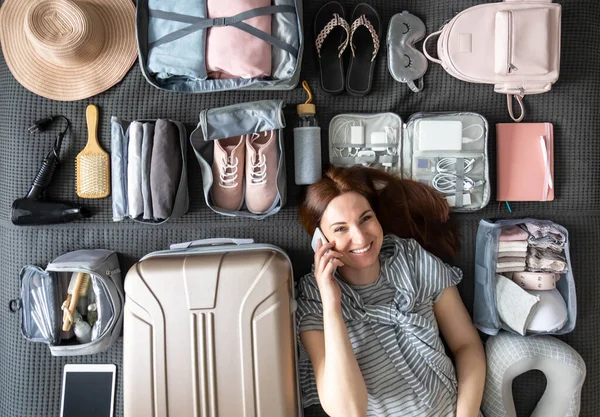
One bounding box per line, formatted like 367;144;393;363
296;235;462;416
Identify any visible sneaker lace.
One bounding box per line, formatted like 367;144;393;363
219;156;239;188
249;146;267;185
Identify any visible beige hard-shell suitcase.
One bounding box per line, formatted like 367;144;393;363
123;238;301;417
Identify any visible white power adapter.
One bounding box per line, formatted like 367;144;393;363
370;131;387;151
445;193;472;207
350;125;365;145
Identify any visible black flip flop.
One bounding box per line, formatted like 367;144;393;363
314;1;350;95
346;3;381;96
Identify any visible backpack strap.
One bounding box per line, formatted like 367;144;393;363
422;30;443;65
507;94;525;123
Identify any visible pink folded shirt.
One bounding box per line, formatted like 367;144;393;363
499;226;529;242
206;0;272;79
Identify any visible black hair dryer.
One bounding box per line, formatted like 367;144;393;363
12;117;89;226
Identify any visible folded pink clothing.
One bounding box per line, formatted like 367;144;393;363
206;0;272;79
499;226;529;242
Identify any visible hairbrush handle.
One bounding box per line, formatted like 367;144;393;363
85;104;100;149
62;272;86;331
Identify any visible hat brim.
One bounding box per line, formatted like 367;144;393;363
0;0;138;101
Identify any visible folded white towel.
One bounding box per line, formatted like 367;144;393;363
498;241;528;252
127;121;144;218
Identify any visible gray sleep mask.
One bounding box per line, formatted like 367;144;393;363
387;11;428;92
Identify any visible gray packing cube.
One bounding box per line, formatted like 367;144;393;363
328;111;490;212
136;0;303;93
12;250;124;356
111;117;189;224
474;219;576;336
190;100;287;219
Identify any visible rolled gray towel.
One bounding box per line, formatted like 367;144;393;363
150;119;181;219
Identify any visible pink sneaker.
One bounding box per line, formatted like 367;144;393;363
212;135;245;210
245;130;279;214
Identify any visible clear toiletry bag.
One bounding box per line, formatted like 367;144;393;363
328;112;490;212
474;219;576;336
136;0;303;93
190;100;287;219
111;117;189;224
10;250;124;356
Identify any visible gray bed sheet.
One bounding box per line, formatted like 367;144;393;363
1;1;599;416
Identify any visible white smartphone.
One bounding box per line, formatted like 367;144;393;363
60;364;116;417
311;227;329;253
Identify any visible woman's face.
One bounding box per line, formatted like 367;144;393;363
319;192;384;270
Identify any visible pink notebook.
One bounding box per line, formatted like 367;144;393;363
496;123;554;201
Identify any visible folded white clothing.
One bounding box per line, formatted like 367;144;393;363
497;266;526;273
498;241;528;252
496;261;526;269
496;274;540;336
127;121;144;218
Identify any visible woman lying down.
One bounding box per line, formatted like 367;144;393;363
296;166;486;417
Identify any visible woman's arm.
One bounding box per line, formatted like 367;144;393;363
434;286;486;417
300;240;368;417
301;307;368;417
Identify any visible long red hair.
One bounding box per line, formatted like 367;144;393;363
298;166;459;261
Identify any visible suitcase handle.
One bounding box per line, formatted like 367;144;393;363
170;238;255;250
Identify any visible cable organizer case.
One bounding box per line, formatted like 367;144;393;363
111;117;189;224
190;100;287;219
328;112;490;211
123;238;301;417
136;0;303;93
473;219;576;336
10;250;124;356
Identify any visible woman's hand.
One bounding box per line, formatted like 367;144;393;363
314;240;345;308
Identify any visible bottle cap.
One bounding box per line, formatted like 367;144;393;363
297;81;316;115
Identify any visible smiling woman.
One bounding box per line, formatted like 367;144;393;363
296;166;486;417
299;165;460;263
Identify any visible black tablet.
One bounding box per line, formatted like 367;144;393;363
60;364;116;417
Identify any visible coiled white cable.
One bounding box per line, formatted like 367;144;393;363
436;157;475;174
431;157;482;194
432;173;479;194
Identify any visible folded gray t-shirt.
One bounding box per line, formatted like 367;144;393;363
141;123;155;220
151;119;181;219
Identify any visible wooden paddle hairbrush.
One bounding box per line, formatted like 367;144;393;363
76;104;110;198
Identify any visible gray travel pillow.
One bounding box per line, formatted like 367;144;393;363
386;11;428;92
482;331;586;417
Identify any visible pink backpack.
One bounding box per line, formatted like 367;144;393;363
423;0;561;122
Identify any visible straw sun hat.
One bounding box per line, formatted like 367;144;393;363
0;0;137;101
